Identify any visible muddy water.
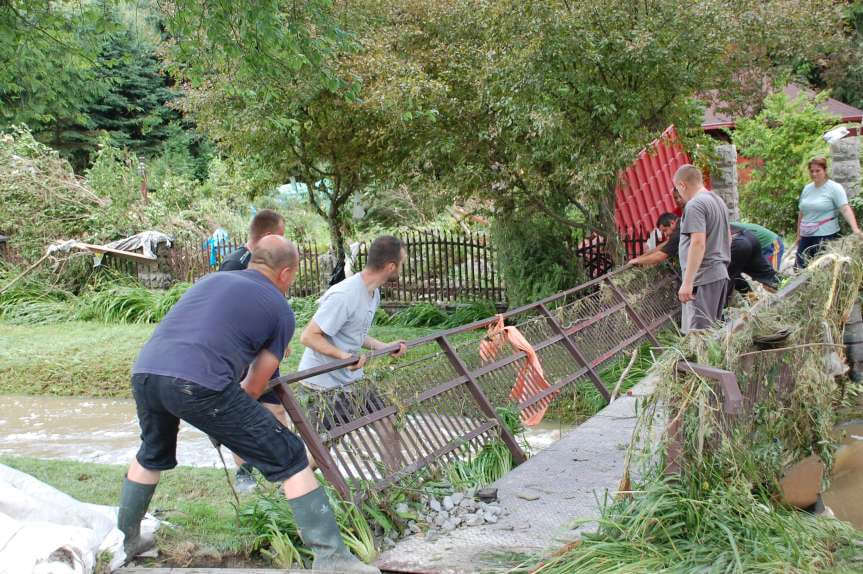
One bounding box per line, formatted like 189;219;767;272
0;395;568;469
822;422;863;529
0;395;226;468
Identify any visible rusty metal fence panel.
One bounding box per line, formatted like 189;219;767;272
269;265;680;500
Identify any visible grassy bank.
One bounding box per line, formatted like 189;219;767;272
0;320;436;397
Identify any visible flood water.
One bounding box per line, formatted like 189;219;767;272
0;395;567;469
822;422;863;530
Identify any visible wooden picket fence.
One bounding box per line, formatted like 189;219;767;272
103;226;653;305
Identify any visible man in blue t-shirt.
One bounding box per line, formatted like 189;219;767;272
118;235;379;574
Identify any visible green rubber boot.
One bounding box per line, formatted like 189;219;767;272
288;487;381;574
117;477;157;560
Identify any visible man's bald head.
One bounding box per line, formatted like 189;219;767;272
673;164;703;187
250;235;299;272
673;164;705;201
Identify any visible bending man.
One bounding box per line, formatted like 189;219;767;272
118;235;378;573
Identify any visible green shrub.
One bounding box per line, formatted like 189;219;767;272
733;91;834;235
442;300;497;327
491;210;585;307
386;303;448;327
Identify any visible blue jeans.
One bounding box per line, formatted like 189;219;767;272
796;233;839;269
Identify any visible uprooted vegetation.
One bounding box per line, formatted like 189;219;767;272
529;238;863;573
0;126;252;262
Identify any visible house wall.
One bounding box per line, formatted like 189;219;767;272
711;144;740;221
830;136;861;198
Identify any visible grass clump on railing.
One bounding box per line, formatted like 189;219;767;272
525;237;863;573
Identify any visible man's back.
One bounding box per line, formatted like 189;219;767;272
679;191;731;286
731;222;778;250
133;270;295;390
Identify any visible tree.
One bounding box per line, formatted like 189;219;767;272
0;1;116;134
47;28;181;169
175;0;446;261
733;93;833;235
354;0;843;298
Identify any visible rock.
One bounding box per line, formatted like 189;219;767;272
443;495;455;511
451;492;465;505
429;498;442;512
465;513;484;527
408;520;422;534
442;518;459;532
383;536;396;550
477;487;498;502
434;512;449;527
395;502;410;514
516;490;540;501
483;512;498;524
459;498;477;510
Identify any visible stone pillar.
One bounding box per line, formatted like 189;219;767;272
830;136;860;198
711;143;740;220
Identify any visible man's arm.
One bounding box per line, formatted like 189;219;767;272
638;238;669;258
240;349;282;399
679;232;705;303
629;250;670;267
300;320;352;361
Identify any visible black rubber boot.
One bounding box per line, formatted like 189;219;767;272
117;477;157;560
288;487;380;574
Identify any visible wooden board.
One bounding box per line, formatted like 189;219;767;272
76;242;157;262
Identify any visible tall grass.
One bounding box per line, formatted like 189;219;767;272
76;282;191;324
238;478;378;568
0;267;191;325
443;406;527;489
530;471;863;574
546;342;656;424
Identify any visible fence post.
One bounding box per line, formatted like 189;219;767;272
273;383;352;499
537;303;610;400
437;335;527;465
602;276;660;346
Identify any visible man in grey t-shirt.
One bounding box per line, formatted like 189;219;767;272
674;164;731;333
299;235;408;468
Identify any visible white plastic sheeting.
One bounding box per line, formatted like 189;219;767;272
104;231;172;260
0;464;158;574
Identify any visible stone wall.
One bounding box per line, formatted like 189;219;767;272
830;136;861;198
711;143;740;220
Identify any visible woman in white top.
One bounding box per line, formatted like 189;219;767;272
795;157;861;268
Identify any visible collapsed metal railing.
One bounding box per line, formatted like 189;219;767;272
268;265;681;499
665;257;860;474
